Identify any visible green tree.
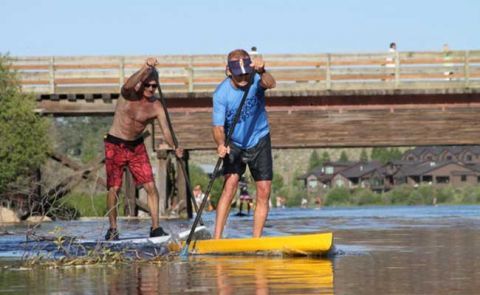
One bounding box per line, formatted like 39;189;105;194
308;150;321;170
371;147;385;162
285;169;306;207
0;55;51;193
320;151;331;164
54;116;112;163
360;148;369;161
371;147;402;164
271;173;285;197
389;147;403;161
339;150;349;162
324;187;351;206
188;163;223;207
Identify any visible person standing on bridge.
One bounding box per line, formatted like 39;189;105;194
103;58;183;240
212;49;276;239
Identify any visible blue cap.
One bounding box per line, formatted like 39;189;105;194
228;58;253;76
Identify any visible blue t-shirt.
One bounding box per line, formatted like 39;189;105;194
212;73;270;149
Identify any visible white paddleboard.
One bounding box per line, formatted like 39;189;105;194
77;226;209;245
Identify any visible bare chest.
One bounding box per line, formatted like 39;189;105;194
118;99;158;124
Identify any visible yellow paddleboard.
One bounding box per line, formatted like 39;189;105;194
184;232;333;256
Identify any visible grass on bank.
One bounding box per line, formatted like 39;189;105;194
58;184;480;218
60;192;126;217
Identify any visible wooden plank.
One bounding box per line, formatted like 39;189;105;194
150;105;480;149
20;80;50;85
54;64;120;70
10;50;480;98
10;64;50;70
55;78;120;84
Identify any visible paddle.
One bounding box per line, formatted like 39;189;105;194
155;77;203;225
180;71;256;257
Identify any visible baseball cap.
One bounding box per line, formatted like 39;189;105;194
228;58;253;76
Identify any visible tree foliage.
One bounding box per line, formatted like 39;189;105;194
285;169;307;207
371;147;402;164
360;148;369;161
320;151;331;163
188;163;224;207
308;150;321;170
339;150;349;162
0;55;51;193
53;117;112;163
271;173;288;199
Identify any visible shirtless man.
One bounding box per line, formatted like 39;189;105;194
104;58;182;240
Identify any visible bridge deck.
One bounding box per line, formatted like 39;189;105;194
11;50;480;148
11;50;480;98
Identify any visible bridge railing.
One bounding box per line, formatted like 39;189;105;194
10;50;480;98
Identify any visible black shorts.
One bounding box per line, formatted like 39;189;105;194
222;134;273;181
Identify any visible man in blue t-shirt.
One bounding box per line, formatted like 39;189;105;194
212;49;276;239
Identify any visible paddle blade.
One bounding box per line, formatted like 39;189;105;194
179;245;189;258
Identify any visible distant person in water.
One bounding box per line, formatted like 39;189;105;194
301;197;308;208
212;48;276;239
193;184;205;208
103;58;183;240
236;183;253;216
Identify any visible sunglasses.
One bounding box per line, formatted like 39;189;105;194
144;83;158;89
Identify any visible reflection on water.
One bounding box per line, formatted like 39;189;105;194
2;205;480;294
334;227;480;295
0;257;333;294
205;257;332;295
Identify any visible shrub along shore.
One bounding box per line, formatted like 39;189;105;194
59;184;480;218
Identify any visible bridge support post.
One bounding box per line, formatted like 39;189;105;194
177;150;193;219
464;51;470;88
394;51;400;88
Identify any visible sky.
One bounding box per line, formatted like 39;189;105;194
1;0;479;56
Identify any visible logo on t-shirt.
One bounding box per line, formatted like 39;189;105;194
225;94;260;130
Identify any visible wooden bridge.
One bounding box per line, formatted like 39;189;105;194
11;49;480;149
9;50;480;219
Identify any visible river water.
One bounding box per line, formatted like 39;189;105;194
1;205;480;294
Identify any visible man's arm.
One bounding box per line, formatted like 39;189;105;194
250;56;276;89
258;71;276;89
212;126;229;158
121;58;158;99
212;126;225;146
212;90;229;158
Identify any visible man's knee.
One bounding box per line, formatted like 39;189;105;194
256;181;271;199
256;181;271;191
224;174;240;191
142;182;157;194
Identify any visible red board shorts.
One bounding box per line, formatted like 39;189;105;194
104;134;154;189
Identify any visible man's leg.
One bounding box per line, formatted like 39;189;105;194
107;187;121;229
143;181;159;230
214;174;240;239
253;180;271;237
